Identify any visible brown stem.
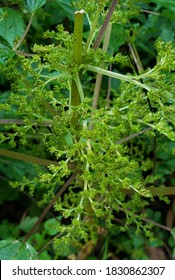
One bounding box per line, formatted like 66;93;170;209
141;217;172;232
15;51;34;57
116;127;152;144
93;0;118;49
0;119;52;126
13;13;34;51
128;43;144;73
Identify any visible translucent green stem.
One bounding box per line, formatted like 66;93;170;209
13;13;34;51
86;65;151;91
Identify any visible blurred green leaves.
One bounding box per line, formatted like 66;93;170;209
151;0;175;12
0;240;38;260
0;8;25;47
25;0;47;13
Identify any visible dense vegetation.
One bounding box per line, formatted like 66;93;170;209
0;0;175;260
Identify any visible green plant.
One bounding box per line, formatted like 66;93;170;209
0;0;175;259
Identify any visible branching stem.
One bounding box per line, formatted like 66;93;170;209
83;7;102;53
13;13;34;51
86;65;151;91
0;148;75;169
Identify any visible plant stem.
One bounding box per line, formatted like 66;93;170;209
149;187;175;196
140;9;160;16
0;148;75;169
121;185;175;196
70;10;84;127
42;100;58;116
13;13;34;51
38;232;64;255
128;42;144;73
75;72;84;103
73;10;84;65
15;51;34;57
23;171;79;243
71;80;80;107
115;206;172;232
0;119;52;126
116;127;152;144
93;0;118;49
86;65;151;91
106;62;112;108
92;73;103;109
92;23;112;110
71;10;84;107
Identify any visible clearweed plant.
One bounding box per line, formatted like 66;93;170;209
0;0;175;259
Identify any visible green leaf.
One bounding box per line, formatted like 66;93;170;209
0;8;25;47
0;220;19;240
19;217;38;233
44;0;74;26
151;0;175;12
44;218;60;236
0;182;19;204
160;22;174;41
25;0;47;13
109;24;127;51
55;0;74;20
0;240;38;260
0;221;13;240
65;132;74;146
39;250;52;260
0;43;15;64
0;35;12;48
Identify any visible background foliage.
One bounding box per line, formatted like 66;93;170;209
0;0;175;260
